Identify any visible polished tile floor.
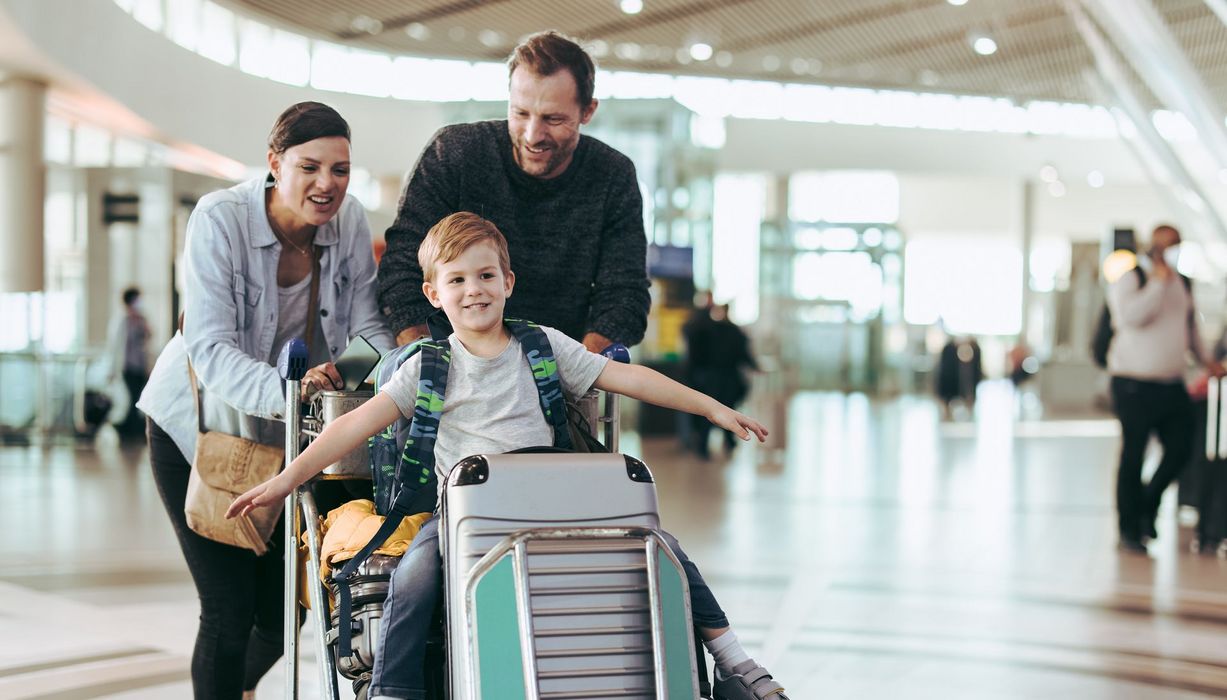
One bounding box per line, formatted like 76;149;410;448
2;380;1226;699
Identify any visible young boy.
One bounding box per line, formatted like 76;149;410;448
227;213;788;700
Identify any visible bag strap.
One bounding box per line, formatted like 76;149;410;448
186;245;322;434
336;337;450;661
505;318;573;451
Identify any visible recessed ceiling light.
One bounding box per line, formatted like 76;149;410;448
1040;165;1059;183
790;58;809;75
1048;181;1066;197
478;30;504;47
615;42;642;60
1087;170;1105;188
675;47;693;64
405;22;430;40
715;50;733;67
349;15;383;34
620;0;643;14
972;35;997;55
762;55;781;71
919;69;940;86
947;0;969;6
689;43;713;61
589;39;609;58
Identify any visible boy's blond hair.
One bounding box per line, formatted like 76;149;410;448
418;212;512;284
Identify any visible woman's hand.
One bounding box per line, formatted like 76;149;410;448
226;473;294;519
301;361;343;400
708;405;769;443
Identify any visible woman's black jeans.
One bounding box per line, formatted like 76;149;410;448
148;418;291;699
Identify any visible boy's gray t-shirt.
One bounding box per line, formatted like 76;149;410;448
381;325;608;490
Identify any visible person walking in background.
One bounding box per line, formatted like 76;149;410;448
935;334;982;420
108;286;151;440
1107;224;1224;553
684;302;759;459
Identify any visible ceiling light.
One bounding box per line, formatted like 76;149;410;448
1039;164;1059;183
689;43;713;61
620;0;643;14
715;51;733;67
790;58;809;75
349;15;383;34
947;0;969;5
918;69;940;86
762;55;781;71
1087;170;1104;188
972;35;997;55
404;22;430;40
1048;181;1066;197
478;30;504;47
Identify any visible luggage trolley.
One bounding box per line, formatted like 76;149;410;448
279;340;705;699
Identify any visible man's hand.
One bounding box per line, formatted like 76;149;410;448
396;324;430;346
582;332;614;354
226;473;294;519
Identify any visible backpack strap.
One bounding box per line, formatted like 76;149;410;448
505;318;573;451
336;338;450;662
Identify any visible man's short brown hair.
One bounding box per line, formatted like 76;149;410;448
419;212;511;284
507;31;596;107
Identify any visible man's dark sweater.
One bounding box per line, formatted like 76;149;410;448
378;120;651;345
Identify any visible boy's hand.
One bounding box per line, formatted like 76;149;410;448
226;473;294;519
708;405;769;443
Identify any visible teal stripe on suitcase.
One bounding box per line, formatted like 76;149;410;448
658;548;699;698
475;555;527;699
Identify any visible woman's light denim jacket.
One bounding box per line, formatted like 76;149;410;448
138;177;394;462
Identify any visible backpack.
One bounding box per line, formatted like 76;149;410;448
334;316;574;662
1091;266;1191;368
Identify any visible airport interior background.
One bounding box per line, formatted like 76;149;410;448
3;0;1227;697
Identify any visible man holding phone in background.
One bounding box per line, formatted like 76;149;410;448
1106;224;1225;553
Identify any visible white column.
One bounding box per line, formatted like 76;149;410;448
0;76;46;292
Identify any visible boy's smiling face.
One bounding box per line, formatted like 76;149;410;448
422;241;515;336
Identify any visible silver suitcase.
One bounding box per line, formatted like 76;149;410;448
440;451;701;699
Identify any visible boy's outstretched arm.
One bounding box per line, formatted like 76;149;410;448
594;362;768;442
225;393;403;519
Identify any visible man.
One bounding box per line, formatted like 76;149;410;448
378;31;651;353
1107;224;1224;552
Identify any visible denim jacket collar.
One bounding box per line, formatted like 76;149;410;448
249;176;340;250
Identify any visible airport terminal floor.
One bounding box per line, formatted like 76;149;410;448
2;380;1226;699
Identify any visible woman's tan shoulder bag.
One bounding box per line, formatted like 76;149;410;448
183;247;319;554
185;361;284;554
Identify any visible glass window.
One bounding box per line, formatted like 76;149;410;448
198;2;237;66
904;238;1022;335
131;0;163;31
312;44;391;97
166;0;202;51
789;171;900;223
713;174;766;324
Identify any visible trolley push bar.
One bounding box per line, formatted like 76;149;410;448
278;339;346;700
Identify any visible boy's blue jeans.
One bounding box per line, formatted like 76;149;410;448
369;515;729;700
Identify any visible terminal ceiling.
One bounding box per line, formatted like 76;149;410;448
229;0;1227;109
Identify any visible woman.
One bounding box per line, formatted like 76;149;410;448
137;102;393;699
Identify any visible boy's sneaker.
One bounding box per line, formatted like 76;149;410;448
713;660;789;699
